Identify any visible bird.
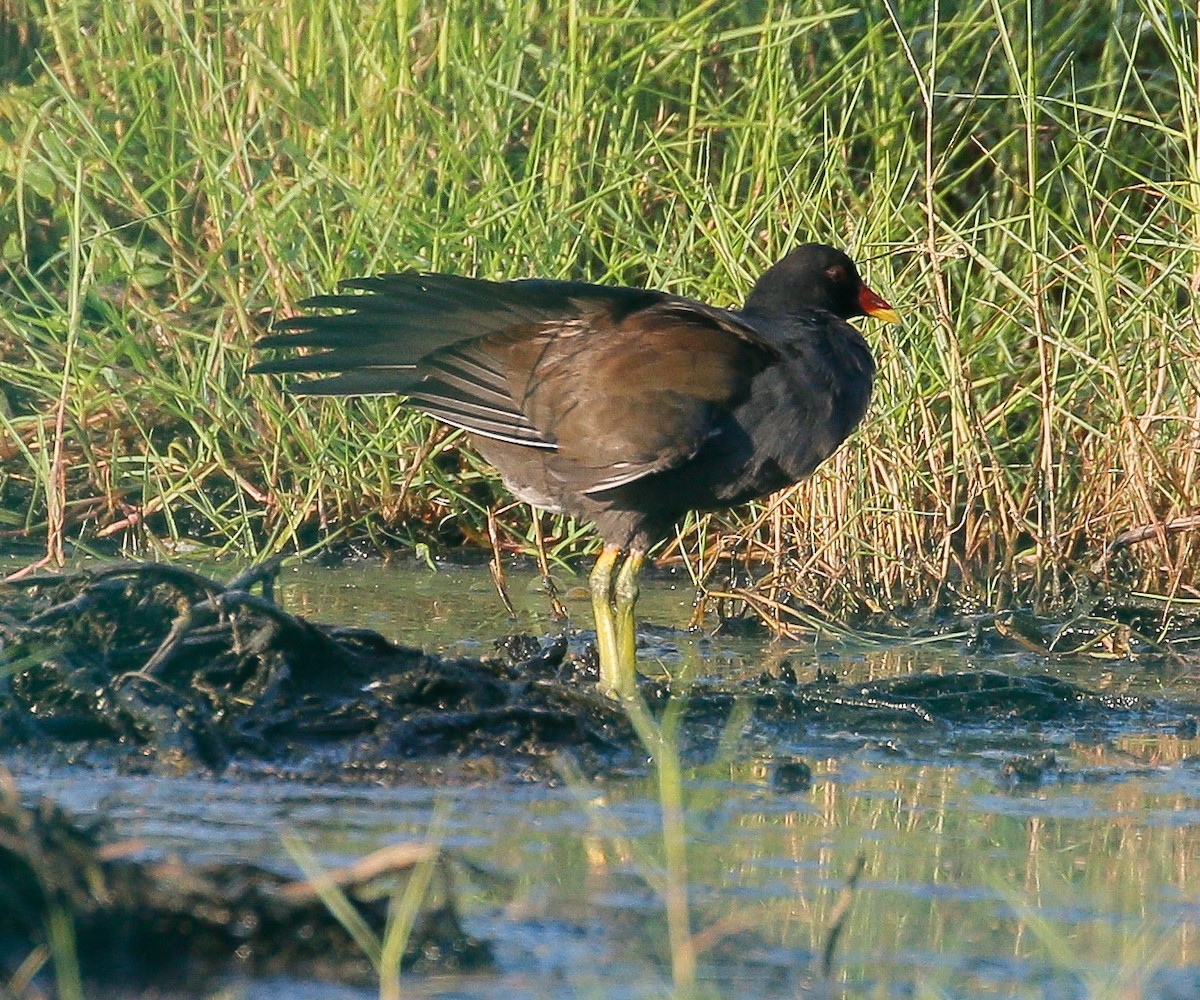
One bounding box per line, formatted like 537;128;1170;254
250;243;899;699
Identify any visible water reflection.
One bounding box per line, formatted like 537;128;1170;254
6;558;1200;998
10;749;1200;998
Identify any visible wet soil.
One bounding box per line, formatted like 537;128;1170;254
2;562;1191;784
0;773;489;991
3;560;1200;995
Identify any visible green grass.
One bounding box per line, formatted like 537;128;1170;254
1;0;1198;615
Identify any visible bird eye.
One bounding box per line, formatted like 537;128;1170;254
824;264;847;283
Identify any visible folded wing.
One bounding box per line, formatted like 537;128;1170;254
252;274;779;488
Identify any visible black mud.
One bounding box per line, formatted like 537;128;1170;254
1;561;1198;993
0;771;489;991
0;562;1191;782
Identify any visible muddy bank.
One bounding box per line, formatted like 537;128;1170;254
0;769;489;993
1;562;1192;781
3;561;1200;996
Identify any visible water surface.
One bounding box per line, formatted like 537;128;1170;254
8;559;1200;998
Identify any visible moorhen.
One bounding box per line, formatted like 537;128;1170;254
251;243;899;698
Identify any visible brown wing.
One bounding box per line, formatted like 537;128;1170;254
253;274;778;491
468;302;778;492
252;274;666;448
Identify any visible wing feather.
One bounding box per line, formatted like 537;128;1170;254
252;273;781;486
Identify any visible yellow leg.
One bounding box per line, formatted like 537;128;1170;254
589;546;622;696
613;548;644;698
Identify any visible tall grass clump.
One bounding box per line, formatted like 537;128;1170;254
0;0;1197;615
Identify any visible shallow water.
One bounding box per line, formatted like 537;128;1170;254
8;559;1200;998
277;556;764;670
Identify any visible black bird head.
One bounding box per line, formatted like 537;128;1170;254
742;243;900;324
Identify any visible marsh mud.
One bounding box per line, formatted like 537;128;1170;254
4;559;1200;998
0;775;489;991
0;562;1194;782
